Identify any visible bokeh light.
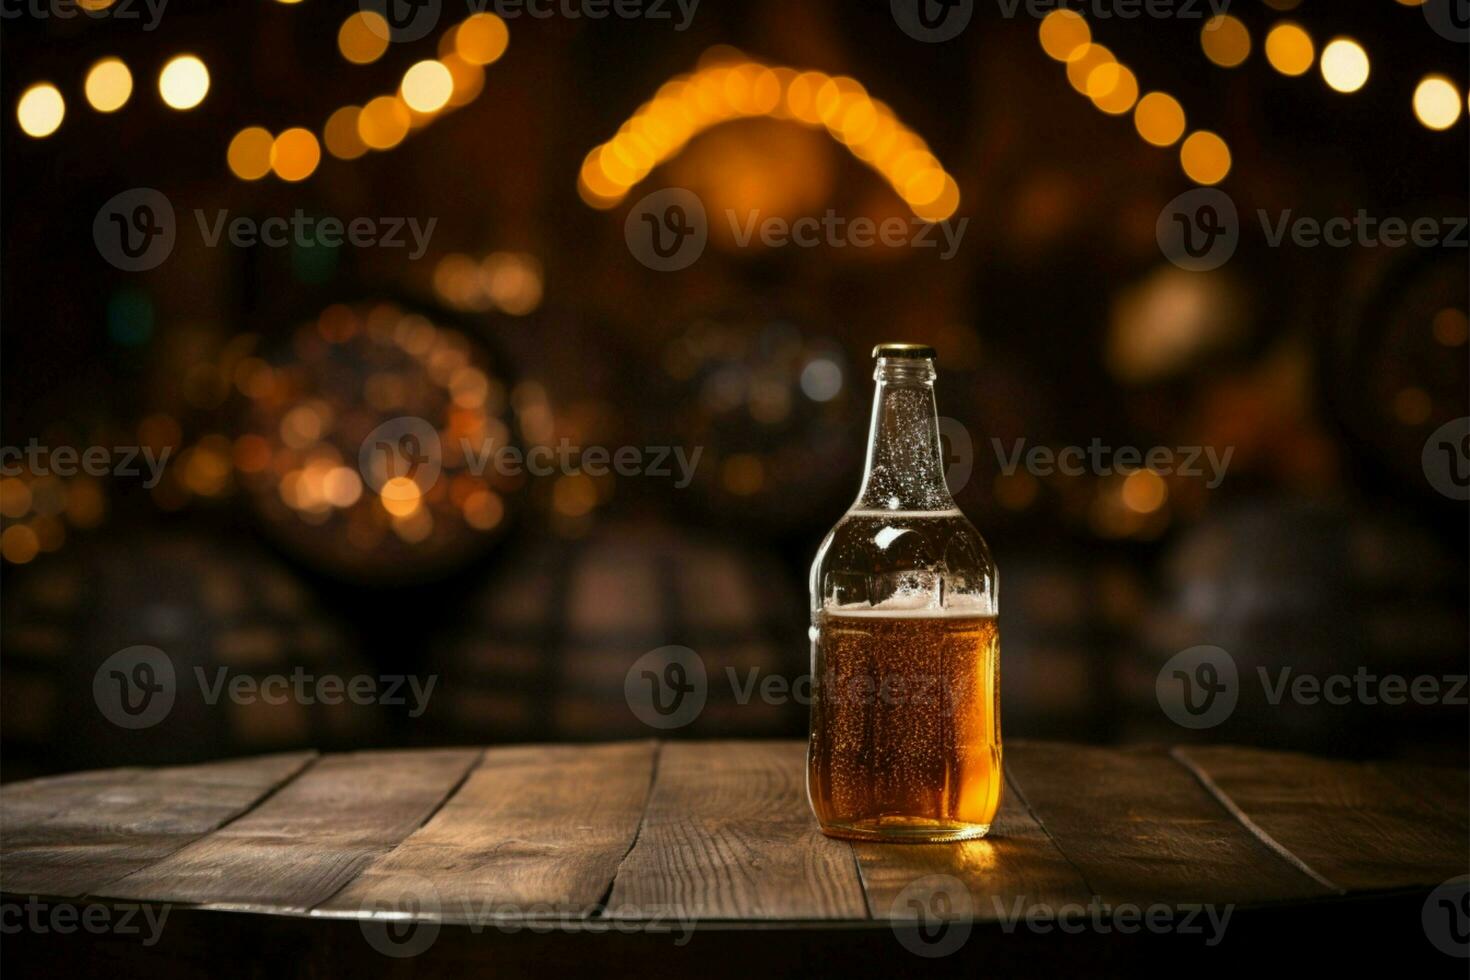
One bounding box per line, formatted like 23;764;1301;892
1066;44;1115;96
270;127;321;182
227;126;274;180
158;55;210;110
441;53;486;107
1133;92;1186;147
1264;23;1314;77
1179;131;1231;185
84;58;133;113
323;106;368;160
2;524;40;565
16;83;64;138
1038;9;1090;62
358;95;411;150
1121;470;1168;514
456;13;509;66
1089;63;1139;115
1413;75;1462;131
1200;15;1251;68
1320;38;1369;94
577;53;959;222
338;12;390;65
401;60;454;114
1432;308;1468;347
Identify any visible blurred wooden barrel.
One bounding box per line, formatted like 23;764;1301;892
1;531;381;779
427;521;808;741
1129;499;1468;761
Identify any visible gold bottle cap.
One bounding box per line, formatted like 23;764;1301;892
872;343;937;359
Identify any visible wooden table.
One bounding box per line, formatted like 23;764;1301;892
2;741;1466;976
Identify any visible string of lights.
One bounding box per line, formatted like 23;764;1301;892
1041;5;1464;190
16;52;209;139
1196;8;1465;132
227;11;509;181
576;47;962;222
1038;9;1232;186
12;8;510;183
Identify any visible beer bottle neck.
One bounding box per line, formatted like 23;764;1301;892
854;357;955;512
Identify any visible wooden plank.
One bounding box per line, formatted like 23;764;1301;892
100;749;479;912
1;767;147;836
1173;745;1470;892
0;753;314;898
1006;742;1331;907
322;742;657;923
854;767;1092;922
607;740;868;921
1379;762;1470;833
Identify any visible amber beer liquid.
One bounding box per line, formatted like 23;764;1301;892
807;345;1001;842
809;609;1001;839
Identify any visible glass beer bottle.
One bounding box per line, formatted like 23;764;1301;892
807;344;1000;842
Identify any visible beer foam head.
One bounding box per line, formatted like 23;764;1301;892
824;593;996;618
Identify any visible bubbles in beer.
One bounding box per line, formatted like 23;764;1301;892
808;605;1001;841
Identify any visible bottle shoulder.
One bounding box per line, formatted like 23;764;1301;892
809;507;998;612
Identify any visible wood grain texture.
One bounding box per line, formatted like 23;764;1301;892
1007;742;1331;907
99;750;479;912
0;753;314;898
606;740;869;921
1174;745;1470;892
2;767;146;836
4;741;1464;925
854;767;1092;921
322;742;657;922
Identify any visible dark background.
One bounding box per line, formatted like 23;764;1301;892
2;0;1466;779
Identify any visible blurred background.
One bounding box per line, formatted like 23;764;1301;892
2;0;1466;779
